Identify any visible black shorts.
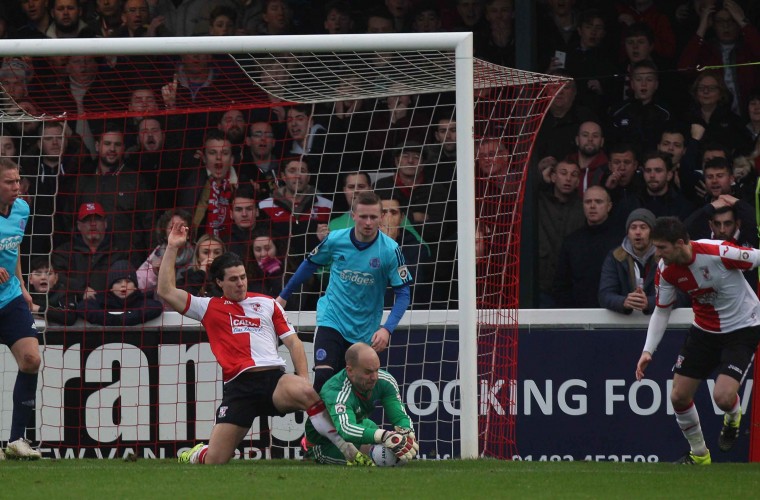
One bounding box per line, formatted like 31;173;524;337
673;325;760;382
313;326;353;372
215;369;286;428
0;295;38;348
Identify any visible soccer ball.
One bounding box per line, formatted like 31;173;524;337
369;445;407;467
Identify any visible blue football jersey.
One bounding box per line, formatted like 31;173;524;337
307;228;412;343
0;198;29;308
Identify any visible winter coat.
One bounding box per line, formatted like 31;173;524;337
77;260;163;326
598;239;657;314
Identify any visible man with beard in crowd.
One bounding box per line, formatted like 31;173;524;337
217;109;247;160
565;120;607;193
125;116;182;211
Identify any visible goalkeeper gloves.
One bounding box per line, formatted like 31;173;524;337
394;426;419;457
373;428;418;461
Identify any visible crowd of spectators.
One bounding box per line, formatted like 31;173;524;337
1;0;760;321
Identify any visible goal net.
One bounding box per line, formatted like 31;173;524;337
0;34;566;460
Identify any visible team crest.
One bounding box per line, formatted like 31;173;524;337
335;404;346;414
674;355;684;369
700;267;711;281
398;265;409;280
370;258;380;269
252;302;262;313
218;406;228;418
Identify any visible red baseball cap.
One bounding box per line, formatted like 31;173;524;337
77;202;105;221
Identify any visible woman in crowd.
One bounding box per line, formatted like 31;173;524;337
136;208;194;297
177;234;225;298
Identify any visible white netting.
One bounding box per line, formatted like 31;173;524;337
0;36;568;460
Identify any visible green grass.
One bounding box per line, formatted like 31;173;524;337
1;459;759;499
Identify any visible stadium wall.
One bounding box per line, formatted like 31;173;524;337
0;308;751;462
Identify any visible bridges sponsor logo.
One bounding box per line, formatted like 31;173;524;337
0;236;21;251
338;269;375;285
230;315;261;334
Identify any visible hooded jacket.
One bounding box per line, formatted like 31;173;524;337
77;260;163;326
598;237;658;314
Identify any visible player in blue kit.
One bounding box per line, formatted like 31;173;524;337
277;191;412;391
0;158;41;460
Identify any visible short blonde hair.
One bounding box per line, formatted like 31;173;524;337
0;157;20;173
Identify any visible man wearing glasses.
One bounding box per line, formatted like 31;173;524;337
240;121;281;200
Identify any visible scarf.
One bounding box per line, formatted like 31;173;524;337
206;176;233;237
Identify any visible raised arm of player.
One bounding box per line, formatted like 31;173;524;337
157;221;191;313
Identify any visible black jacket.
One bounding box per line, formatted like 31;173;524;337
553;218;623;308
76;261;163;326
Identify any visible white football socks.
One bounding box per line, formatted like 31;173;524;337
675;402;708;456
307;401;358;461
725;394;741;423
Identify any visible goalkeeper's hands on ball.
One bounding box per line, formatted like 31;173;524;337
373;427;419;461
394;426;419;456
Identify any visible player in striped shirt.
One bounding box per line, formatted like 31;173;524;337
158;221;370;465
277;191;413;392
0;158;42;460
635;217;760;465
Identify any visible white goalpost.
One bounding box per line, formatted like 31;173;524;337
0;33;566;460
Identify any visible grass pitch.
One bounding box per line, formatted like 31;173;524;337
1;459;759;499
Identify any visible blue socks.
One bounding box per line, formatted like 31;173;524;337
10;371;38;442
313;367;334;394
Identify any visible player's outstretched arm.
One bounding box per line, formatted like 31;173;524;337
276;259;319;307
157;221;190;313
636;305;671;380
635;351;652;381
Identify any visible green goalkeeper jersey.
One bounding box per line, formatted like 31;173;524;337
305;368;413;446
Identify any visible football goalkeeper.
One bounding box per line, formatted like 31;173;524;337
303;343;419;465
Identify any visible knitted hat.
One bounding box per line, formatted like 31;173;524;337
106;260;138;289
626;208;656;231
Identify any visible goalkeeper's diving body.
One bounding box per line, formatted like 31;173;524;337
276;191;413;391
303;343;419;465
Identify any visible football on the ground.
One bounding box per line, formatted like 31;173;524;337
369;445;407;467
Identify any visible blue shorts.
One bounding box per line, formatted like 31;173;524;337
0;295;38;348
313;326;353;372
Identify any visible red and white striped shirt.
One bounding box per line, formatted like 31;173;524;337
182;292;295;382
656;240;760;333
258;195;332;224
